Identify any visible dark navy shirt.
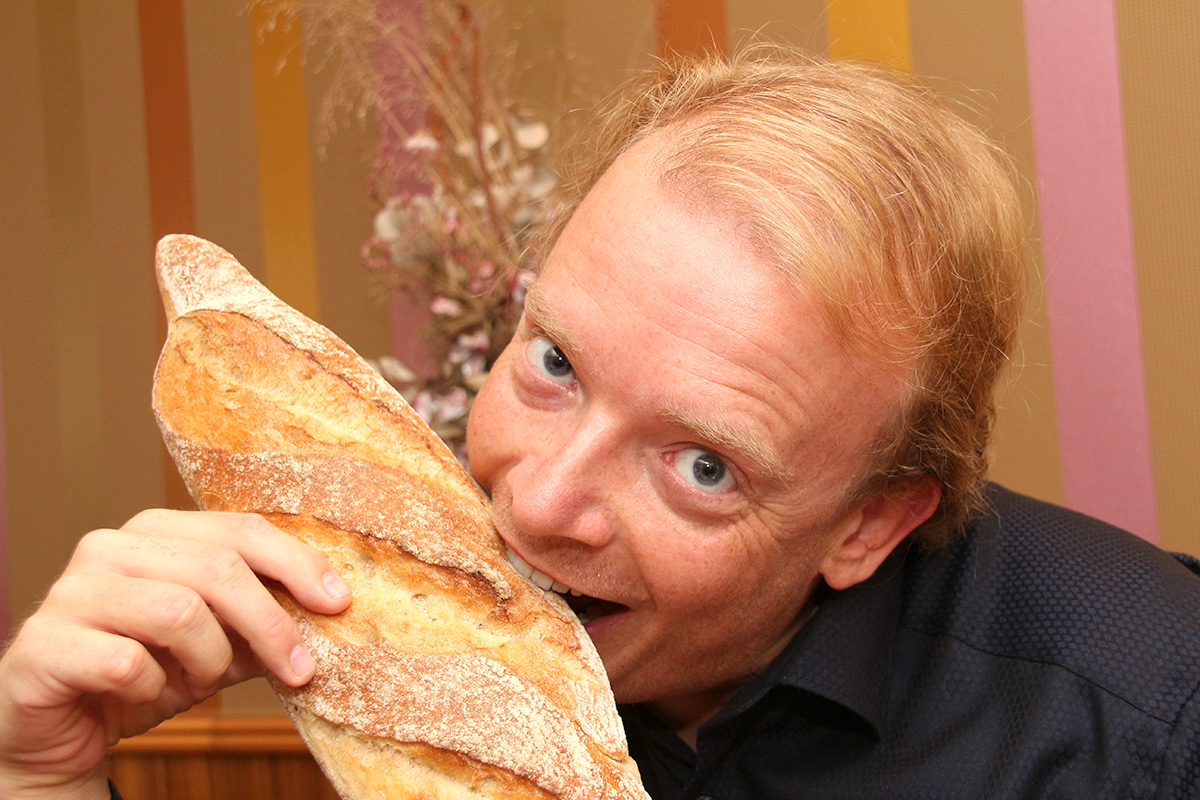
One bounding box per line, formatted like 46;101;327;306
620;485;1200;799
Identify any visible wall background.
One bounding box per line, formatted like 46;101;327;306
2;0;1197;705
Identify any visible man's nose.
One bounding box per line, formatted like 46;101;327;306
506;413;620;548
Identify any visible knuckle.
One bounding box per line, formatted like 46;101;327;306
196;545;249;588
99;638;155;692
4;616;46;662
123;507;172;532
226;512;274;541
258;606;297;646
157;587;210;635
41;571;90;610
186;646;233;695
71;528;121;562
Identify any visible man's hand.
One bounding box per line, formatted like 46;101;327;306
0;509;351;800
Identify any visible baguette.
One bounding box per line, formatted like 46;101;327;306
151;234;648;800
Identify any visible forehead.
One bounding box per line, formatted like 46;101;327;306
528;135;909;493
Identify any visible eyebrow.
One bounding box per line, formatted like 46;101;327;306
522;281;585;358
661;404;793;488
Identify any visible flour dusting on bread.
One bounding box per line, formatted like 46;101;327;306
152;234;647;800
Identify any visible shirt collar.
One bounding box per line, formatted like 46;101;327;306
711;545;910;740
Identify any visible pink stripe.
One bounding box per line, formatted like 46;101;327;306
374;0;427;197
0;340;9;633
374;0;437;373
1023;0;1158;541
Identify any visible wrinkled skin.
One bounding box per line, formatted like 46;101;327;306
467;134;938;737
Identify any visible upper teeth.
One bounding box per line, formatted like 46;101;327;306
506;546;579;596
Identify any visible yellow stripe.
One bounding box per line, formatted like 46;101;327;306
825;0;912;71
249;3;321;320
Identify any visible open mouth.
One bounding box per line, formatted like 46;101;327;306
506;546;626;625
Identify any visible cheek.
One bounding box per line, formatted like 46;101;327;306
644;536;762;613
647;521;821;618
465;347;523;489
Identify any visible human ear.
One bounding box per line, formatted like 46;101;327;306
819;477;941;591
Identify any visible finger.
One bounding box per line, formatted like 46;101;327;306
120;509;351;613
5;614;168;709
46;571;234;696
70;527;317;686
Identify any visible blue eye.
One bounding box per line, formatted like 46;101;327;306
674;447;735;493
526;336;574;383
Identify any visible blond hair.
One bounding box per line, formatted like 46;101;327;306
541;54;1027;547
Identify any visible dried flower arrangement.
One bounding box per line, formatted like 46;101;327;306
263;0;564;462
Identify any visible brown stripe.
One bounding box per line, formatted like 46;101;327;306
655;0;728;57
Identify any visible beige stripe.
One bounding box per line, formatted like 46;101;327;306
907;0;1064;508
1116;0;1200;556
36;0;108;560
88;0;170;522
0;0;66;626
183;0;266;282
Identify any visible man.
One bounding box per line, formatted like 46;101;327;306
2;55;1198;800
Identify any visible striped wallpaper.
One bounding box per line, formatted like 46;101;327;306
3;0;1199;636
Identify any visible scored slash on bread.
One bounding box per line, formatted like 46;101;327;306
151;234;648;800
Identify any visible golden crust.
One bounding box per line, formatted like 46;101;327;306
151;235;647;800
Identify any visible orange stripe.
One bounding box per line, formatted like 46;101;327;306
655;0;728;58
137;0;198;237
137;0;196;511
248;4;322;321
825;0;912;70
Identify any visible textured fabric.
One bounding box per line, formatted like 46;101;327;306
620;485;1200;799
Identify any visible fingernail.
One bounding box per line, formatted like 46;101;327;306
322;570;350;599
290;644;315;678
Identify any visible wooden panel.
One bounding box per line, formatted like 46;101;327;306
108;715;339;800
108;753;338;800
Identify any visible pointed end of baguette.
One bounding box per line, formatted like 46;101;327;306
155;234;271;322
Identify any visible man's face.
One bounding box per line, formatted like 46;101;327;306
466;136;909;716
